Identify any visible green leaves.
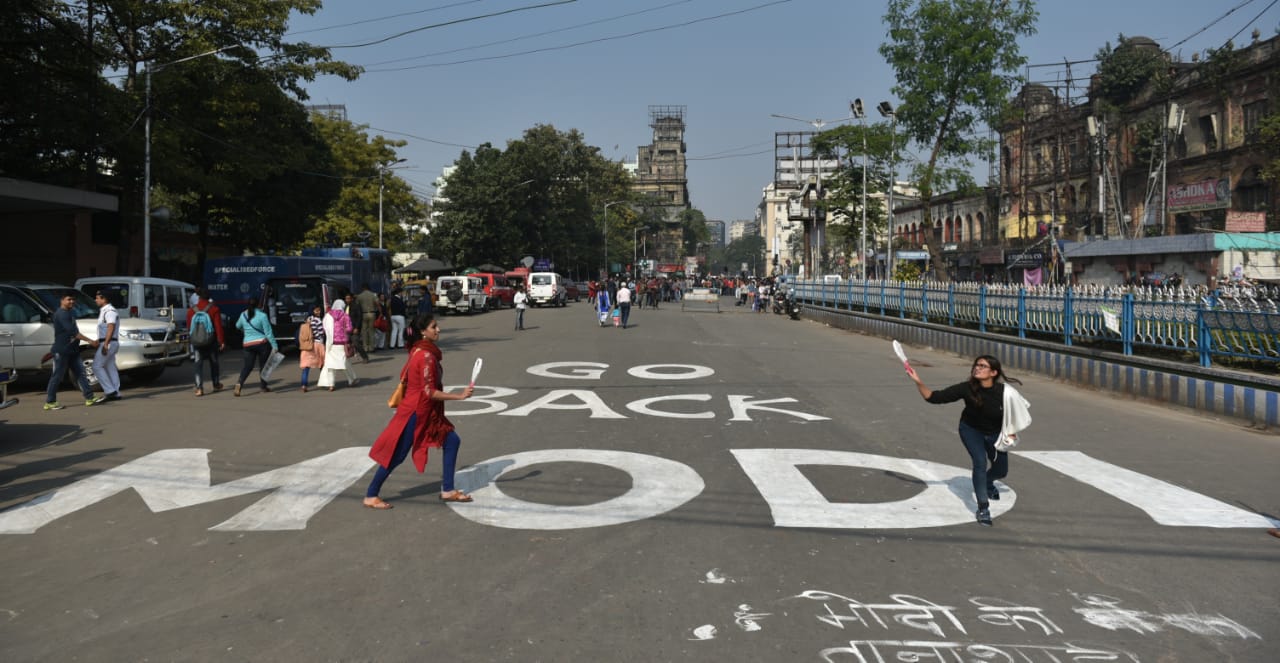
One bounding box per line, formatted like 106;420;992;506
432;125;632;272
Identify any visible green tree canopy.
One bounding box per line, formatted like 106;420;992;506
1094;35;1171;111
433;125;632;271
811;122;898;270
880;0;1037;277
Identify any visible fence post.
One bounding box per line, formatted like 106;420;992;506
1122;292;1135;356
979;285;988;333
1063;287;1074;346
898;281;906;319
879;280;886;316
948;284;956;326
1017;288;1027;338
921;286;929;324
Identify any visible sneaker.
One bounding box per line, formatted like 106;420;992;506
105;392;122;401
987;486;1000;501
976;508;993;526
85;397;105;406
43;402;65;411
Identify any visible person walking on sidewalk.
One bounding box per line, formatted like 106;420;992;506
44;293;101;410
904;354;1026;527
92;291;122;401
363;313;476;509
233;299;278;397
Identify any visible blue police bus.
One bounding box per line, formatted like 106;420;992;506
203;246;393;344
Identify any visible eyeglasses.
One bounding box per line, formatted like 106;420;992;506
973;363;992;370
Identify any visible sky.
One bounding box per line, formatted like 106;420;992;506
283;0;1280;225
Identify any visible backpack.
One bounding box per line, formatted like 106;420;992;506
190;309;214;348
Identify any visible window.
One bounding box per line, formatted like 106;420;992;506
144;285;165;308
1243;100;1268;142
166;286;187;310
0;289;43;323
1198;114;1218;151
1236;167;1270;212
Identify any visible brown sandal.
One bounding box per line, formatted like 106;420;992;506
363;498;393;510
439;491;473;503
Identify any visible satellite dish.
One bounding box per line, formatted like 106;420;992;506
520;256;535;268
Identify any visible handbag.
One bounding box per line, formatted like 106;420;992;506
374;316;389;333
387;380;406;408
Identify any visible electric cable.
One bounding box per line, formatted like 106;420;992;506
363;0;793;72
285;0;485;37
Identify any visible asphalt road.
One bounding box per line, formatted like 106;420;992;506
2;298;1277;662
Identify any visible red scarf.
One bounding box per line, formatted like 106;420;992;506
413;338;442;362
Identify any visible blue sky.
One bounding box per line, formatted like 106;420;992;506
286;0;1279;224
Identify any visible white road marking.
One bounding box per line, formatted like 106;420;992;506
732;449;1014;529
1018;451;1280;528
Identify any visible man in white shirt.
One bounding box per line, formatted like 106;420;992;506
513;286;529;331
616;283;633;329
93;291;122;400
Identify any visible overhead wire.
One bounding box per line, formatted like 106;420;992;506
363;0;695;67
324;0;577;50
362;0;794;72
284;0;486;37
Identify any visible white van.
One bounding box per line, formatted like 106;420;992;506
75;276;197;331
528;272;566;307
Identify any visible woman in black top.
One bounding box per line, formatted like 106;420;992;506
906;354;1021;526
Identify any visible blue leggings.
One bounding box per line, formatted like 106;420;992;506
365;414;463;497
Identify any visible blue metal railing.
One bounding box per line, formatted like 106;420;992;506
791;279;1280;368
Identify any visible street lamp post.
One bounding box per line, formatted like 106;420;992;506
377;158;407;250
603;201;627;278
633;225;649;282
142;46;237;276
851;99;869;280
878;101;897;281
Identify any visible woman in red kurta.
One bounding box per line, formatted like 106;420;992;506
363;314;475;509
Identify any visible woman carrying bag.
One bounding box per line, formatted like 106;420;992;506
318;299;358;391
363;313;475;510
904;354;1029;527
298;304;326;393
233;300;278;397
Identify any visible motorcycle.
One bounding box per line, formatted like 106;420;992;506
773;288;801;320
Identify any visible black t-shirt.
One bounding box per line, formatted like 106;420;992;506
926;381;1005;433
390;294;406;316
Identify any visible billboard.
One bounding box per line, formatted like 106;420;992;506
1167;178;1230;213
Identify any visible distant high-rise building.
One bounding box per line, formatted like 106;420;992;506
705;220;725;248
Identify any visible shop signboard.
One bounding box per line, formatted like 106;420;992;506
1005;250;1044;268
1225;210;1266;233
1167;178;1230;213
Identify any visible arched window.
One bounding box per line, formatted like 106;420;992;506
975;212;985;243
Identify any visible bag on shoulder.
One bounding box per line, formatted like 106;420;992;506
190;309;214;348
297;322;314;352
388;380;406;408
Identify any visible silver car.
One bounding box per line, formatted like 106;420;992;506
0;283;186;384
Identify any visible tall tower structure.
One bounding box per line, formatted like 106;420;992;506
634;106;691;272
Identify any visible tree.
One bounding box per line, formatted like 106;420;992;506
676;208;711;256
724;235;767;276
302;115;425;252
880;0;1038;276
1;0;360;271
433;124;632;271
811;122;898;272
1094;35;1171;111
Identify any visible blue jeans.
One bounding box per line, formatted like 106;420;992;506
958;421;1008;510
619;302;632;328
46;350;93;403
365;416;463;497
192;346;221;390
515;308;525;330
237;342;272;387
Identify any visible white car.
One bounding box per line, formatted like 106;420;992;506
0;283;186;384
434;276;487;314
